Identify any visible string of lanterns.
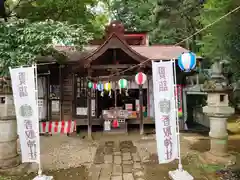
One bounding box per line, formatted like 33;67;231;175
87;72;147;97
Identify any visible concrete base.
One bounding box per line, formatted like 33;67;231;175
0;162;29;176
0;155;21;169
33;175;53;180
199;151;236;166
169;169;194;180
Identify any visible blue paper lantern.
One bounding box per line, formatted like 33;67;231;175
97;83;104;91
178;52;196;72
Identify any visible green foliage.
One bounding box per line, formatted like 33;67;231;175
109;0;155;31
5;0;108;38
198;0;232;61
0;19;92;76
152;0;182;44
199;0;240;80
110;0;202;49
152;0;202;48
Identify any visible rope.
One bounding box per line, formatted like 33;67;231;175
108;4;240;77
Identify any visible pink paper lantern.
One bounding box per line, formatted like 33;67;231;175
93;83;98;89
135;72;147;85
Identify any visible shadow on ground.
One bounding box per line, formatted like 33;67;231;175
190;138;240;180
0;166;88;180
191;138;240;153
143;153;210;180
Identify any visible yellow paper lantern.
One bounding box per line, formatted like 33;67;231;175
104;82;111;91
104;82;112;97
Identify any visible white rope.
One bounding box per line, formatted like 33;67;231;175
109;4;240;77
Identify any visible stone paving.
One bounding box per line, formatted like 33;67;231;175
89;140;145;180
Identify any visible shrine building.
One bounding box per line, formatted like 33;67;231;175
37;21;198;135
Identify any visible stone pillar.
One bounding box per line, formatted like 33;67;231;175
0;94;20;168
201;62;235;165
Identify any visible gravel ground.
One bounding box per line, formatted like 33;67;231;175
18;134;98;171
1;131;238;180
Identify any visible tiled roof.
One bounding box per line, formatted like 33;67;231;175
54;45;189;62
130;45;189;60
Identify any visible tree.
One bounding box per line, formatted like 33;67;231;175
199;0;240;80
0;0;109;76
109;0;202;49
198;0;231;61
108;0;155;31
152;0;202;49
4;0;108;38
0;19;92;76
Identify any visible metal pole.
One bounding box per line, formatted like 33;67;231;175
173;60;182;171
182;88;188;130
147;77;150;116
33;64;42;176
139;84;144;135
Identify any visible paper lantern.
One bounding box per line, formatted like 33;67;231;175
178;109;183;118
178;52;196;72
104;82;112;97
97;83;104;96
118;79;128;89
93;83;97;90
88;82;93;89
97;83;103;91
104;82;111;91
135;72;147;85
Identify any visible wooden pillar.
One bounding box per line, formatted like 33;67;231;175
46;75;50;121
114;81;117;107
113;49;118;108
59;65;63;121
139;84;144;135
137;67;145;135
146;75;150;117
87;69;92;139
72;73;75;118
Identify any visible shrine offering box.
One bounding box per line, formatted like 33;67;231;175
102;109;128;134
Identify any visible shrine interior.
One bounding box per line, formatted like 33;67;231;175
96;89;148;118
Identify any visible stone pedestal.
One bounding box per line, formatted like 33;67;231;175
200;114;235;165
201;62;235;165
0;94;20;168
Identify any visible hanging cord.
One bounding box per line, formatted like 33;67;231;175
107;4;240;77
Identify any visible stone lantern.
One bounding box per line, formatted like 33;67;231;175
0;78;20;168
201;62;235;165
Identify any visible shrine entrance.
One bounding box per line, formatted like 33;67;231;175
84;46;150;134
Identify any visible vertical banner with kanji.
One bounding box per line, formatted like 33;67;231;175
10;66;40;163
152;60;178;164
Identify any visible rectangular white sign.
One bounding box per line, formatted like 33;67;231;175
152;60;178;164
10;66;40;163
